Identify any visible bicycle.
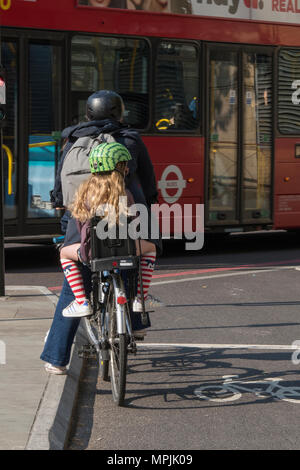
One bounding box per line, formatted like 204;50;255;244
194;375;300;404
81;217;149;406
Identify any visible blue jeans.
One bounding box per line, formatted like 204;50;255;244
40;265;91;367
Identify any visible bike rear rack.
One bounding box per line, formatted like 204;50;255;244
90;255;138;272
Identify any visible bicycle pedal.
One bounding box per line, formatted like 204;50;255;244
78;344;97;359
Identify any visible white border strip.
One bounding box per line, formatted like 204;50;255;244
140;343;299;351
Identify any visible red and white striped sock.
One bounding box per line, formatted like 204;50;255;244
137;252;156;302
60;259;86;305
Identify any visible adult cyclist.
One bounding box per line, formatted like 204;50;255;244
41;90;162;374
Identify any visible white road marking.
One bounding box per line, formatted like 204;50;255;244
144;266;300;353
151;266;296;286
5;285;58;306
139;342;299;350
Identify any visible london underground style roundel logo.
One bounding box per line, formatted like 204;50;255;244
158;165;187;203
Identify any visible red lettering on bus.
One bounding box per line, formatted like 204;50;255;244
272;0;300;12
280;0;286;12
287;0;295;12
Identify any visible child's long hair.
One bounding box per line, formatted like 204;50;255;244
71;162;128;224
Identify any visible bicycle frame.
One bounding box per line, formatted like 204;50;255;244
82;222;146;405
112;273;128;335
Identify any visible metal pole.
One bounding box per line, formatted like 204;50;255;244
0;0;5;295
0;128;5;296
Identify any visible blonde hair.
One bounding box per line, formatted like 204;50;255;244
71;162;128;224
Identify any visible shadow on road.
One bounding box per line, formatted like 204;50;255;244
67;346;300;449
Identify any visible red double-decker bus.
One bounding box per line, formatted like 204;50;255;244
2;0;300;240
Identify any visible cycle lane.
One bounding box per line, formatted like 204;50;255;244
67;265;300;450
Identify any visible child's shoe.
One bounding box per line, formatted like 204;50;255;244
132;294;165;312
62;299;91;318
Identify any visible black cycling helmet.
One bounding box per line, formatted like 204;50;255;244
86;90;125;122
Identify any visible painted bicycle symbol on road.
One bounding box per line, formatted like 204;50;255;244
194;375;300;404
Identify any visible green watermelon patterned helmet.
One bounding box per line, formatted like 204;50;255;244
89;142;132;173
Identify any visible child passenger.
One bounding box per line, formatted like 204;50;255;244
59;142;157;319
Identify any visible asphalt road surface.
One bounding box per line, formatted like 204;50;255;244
4;231;300;450
65;231;300;451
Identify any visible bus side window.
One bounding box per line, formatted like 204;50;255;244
155;41;199;132
278;48;300;135
71;35;150;129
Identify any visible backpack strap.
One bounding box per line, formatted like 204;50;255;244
86;128;121;155
86;134;103;154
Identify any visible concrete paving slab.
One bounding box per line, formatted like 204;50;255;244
0;286;85;450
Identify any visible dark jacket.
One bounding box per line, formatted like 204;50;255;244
51;119;158;210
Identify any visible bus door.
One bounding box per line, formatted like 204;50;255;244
27;38;64;225
1;33;64;237
206;45;273;229
1;39;18;225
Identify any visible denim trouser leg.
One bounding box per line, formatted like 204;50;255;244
40;266;91;367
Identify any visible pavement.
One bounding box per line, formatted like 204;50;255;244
0;285;86;450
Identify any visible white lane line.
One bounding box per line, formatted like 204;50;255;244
151;266;295;286
139;343;299;350
5;285;58;307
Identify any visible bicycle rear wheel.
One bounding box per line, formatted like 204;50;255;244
110;333;127;406
107;278;128;406
99;309;110;382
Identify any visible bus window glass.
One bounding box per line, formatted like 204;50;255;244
278;49;300;134
1;41;17;220
71;36;149;128
208;50;238;221
243;52;272;219
28;43;62;219
155;42;199;132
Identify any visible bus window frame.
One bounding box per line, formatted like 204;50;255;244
69;32;152;132
152;37;201;136
276;46;300;138
204;41;275;228
1;28;66;237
